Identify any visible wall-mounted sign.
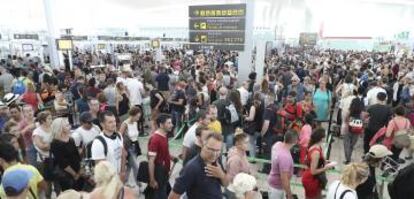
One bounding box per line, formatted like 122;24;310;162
97;36;150;41
14;34;39;40
189;4;246;51
299;33;318;46
97;44;106;50
56;39;73;50
151;39;160;48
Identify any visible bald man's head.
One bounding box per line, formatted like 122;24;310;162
219;87;228;98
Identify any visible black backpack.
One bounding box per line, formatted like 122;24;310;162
84;134;122;165
388;163;414;199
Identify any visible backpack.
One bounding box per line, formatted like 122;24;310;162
12;78;26;95
84;133;122;167
225;103;239;124
388;163;414;199
348;116;364;134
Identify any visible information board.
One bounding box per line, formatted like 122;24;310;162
299;33;318;46
13;34;39;40
189;4;246;51
56;39;73;50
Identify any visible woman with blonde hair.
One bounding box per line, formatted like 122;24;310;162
89;161;136;199
50;117;83;192
226;128;254;199
326;162;369;199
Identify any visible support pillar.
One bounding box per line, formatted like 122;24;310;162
43;0;60;68
237;0;255;84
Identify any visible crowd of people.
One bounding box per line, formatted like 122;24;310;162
0;46;413;199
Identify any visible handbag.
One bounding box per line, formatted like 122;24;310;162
393;131;410;149
392;119;411;149
137;161;149;183
243;121;257;135
315;172;328;189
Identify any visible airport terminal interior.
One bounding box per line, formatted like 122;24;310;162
0;0;414;198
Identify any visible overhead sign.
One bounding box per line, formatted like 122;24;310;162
97;36;150;41
189;18;245;31
61;35;88;41
56;39;73;50
189;43;244;51
189;4;246;51
13;34;39;40
189;31;244;44
299;33;318;46
189;4;246;18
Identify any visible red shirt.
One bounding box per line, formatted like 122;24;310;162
148;131;171;172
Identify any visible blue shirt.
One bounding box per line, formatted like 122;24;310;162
155;73;170;91
173;155;223;199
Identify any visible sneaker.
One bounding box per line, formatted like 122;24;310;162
405;156;413;160
343;160;350;165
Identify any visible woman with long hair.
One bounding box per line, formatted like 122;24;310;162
326;163;369;199
243;92;263;159
119;107;142;187
116;81;130;122
343;90;364;164
89;161;136;199
32;111;54;198
50;117;83;193
302;128;335;199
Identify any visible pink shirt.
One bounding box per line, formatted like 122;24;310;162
387;117;411;135
268;142;294;189
299;124;312;147
226;147;251;182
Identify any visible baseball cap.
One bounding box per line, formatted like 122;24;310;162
369;144;392;158
79;112;93;123
227;173;257;197
2;169;33;196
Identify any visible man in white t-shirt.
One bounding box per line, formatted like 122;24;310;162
180;110;211;162
237;81;249;107
125;72;145;107
366;81;387;106
72;112;100;148
91;111;125;179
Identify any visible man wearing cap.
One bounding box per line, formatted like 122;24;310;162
72;112;100;150
356;144;393;199
1;169;32;199
0;142;45;199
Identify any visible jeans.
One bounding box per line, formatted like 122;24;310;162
269;186;286;199
225;133;234;151
26;144;37;166
343;132;359;162
171;110;183;129
126;147;139;185
248;132;259;158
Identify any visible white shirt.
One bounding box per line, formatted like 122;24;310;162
124;120;139;142
72;125;100;147
32;127;53;159
326;180;358;199
366;86;387;106
182;123;199;148
125;78;144;106
238;87;249;106
91;133;123;173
